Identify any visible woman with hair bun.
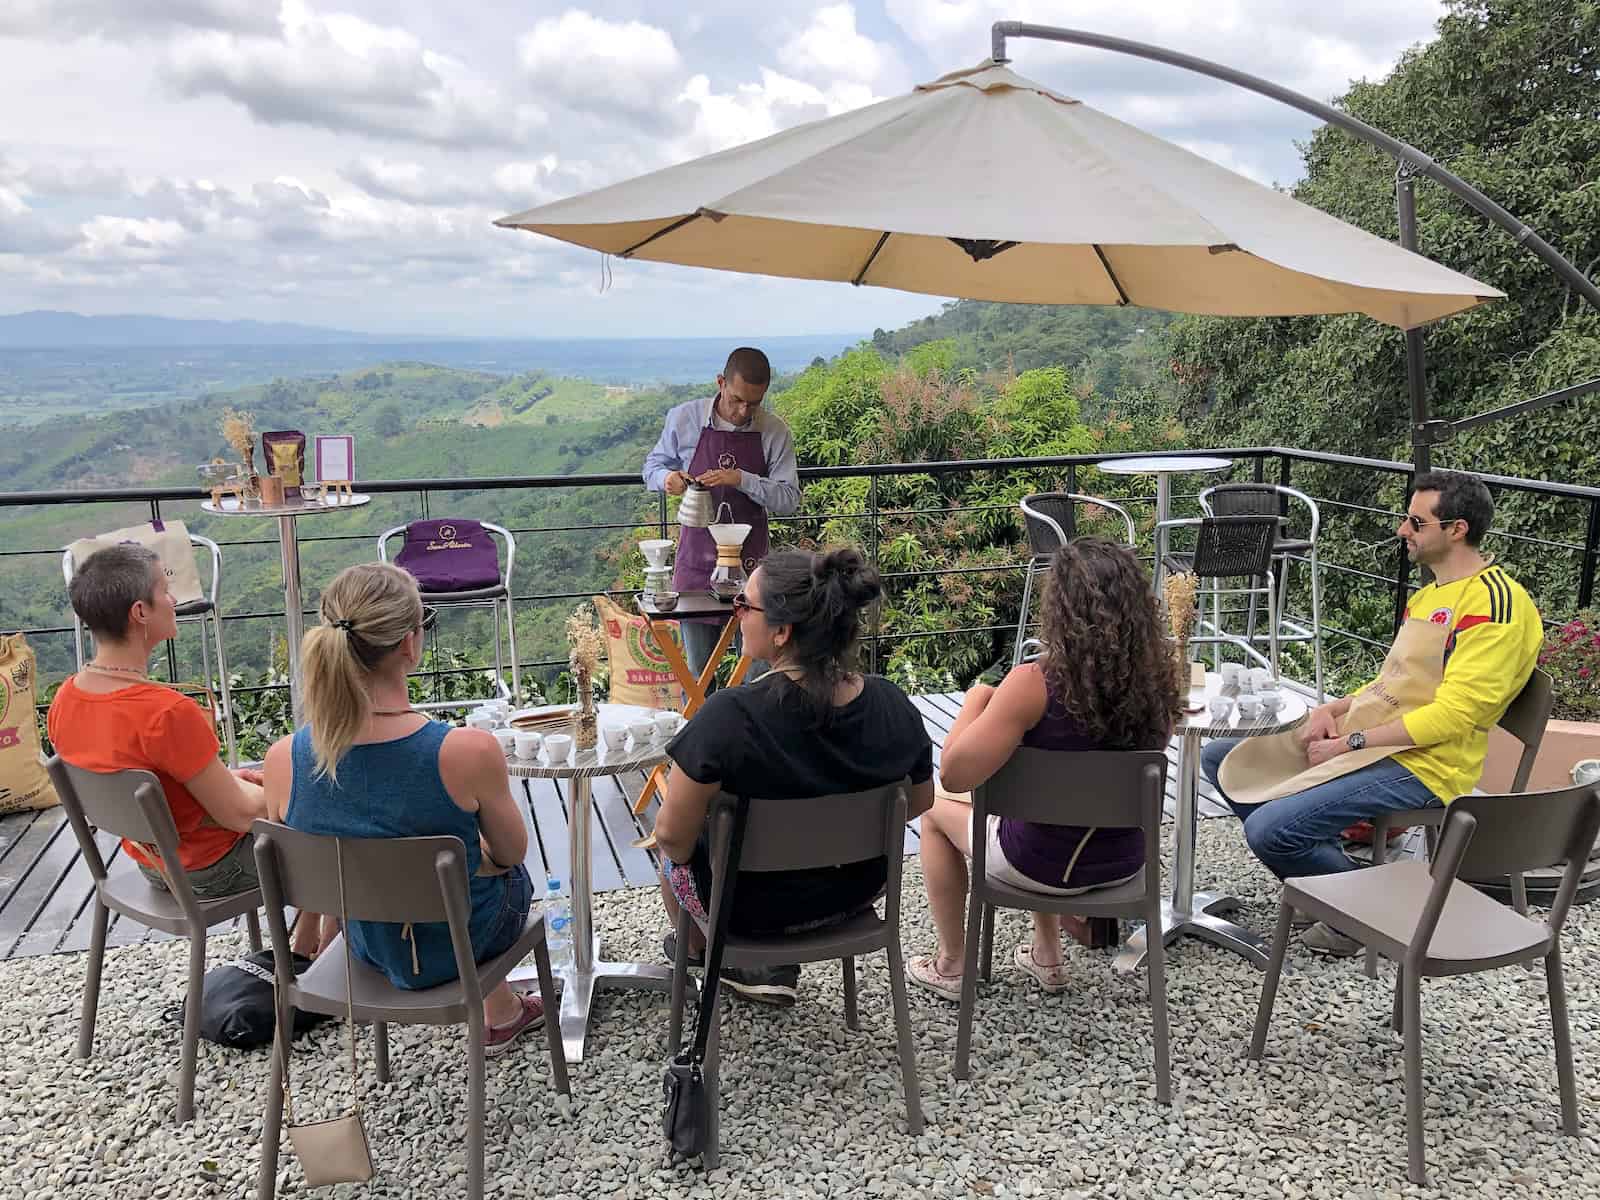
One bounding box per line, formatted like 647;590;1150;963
653;546;935;1008
260;563;546;1055
909;538;1180;1001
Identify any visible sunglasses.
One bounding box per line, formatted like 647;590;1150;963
1403;514;1463;532
420;605;439;632
731;592;763;615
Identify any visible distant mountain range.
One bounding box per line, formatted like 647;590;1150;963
0;310;436;348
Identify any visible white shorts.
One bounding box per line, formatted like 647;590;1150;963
970;811;1140;896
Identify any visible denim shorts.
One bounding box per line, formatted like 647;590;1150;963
476;864;533;963
139;832;259;901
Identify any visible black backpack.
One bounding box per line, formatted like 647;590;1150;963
173;948;333;1049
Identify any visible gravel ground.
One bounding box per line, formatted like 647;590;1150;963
3;821;1599;1200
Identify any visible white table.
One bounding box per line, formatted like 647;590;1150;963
201;492;370;724
1096;455;1233;591
504;703;671;1063
1113;672;1307;972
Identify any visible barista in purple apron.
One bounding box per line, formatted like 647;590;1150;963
642;347;802;679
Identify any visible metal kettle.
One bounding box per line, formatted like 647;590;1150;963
677;481;714;528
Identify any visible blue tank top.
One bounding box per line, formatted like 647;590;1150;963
286;722;509;989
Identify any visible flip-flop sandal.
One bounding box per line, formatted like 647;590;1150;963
1014;943;1070;993
906;953;964;1003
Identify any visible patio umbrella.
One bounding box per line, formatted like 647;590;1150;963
496;61;1501;330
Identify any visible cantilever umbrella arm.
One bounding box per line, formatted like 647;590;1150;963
991;21;1600;460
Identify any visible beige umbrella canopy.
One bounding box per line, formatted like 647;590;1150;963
497;61;1501;330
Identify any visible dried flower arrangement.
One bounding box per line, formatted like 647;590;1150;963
566;603;604;748
220;409;259;501
1164;570;1200;689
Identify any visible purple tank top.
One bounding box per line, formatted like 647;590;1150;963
995;681;1147;889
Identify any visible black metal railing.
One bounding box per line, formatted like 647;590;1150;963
5;446;1599;716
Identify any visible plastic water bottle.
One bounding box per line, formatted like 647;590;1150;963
544;875;573;972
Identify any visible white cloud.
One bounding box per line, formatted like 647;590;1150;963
0;0;276;39
518;10;685;119
779;4;905;88
166;2;544;148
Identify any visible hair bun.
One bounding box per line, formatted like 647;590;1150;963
816;547;880;607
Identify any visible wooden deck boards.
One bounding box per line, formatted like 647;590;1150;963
0;689;1231;959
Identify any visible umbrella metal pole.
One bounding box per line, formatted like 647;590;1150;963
1397;167;1431;475
988;22;1600;326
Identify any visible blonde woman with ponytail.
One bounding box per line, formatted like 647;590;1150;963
261;563;545;1053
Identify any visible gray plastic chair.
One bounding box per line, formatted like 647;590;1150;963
46;756;263;1123
1251;781;1600;1187
1367;668;1554;977
955;748;1172;1102
667;783;923;1168
251;821;568;1200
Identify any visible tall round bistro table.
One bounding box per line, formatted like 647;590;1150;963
201;492;370;725
505;704;672;1063
1112;671;1307;972
1095;455;1233;591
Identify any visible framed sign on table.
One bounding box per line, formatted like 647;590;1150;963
314;435;355;500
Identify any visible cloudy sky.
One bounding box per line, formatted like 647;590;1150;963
0;0;1449;338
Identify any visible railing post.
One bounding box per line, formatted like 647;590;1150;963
1067;462;1078;494
868;473;881;673
151;497;181;685
1579;496;1600;611
1253;455;1265;484
1392;539;1411;633
657;491;668;539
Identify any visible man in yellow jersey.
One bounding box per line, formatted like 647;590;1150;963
1202;471;1543;955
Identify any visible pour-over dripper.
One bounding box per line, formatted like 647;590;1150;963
639;538;674;568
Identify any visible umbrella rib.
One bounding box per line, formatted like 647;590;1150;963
1092;245;1131;306
853;232;892;286
619;212;703;259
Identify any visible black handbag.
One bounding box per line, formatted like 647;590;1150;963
176;948;332;1048
662;796;749;1160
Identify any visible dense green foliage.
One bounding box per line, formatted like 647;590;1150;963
1162;0;1600;697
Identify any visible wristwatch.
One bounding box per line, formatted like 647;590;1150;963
1346;731;1367;752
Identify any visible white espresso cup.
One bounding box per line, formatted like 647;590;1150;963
1208;696;1235;723
653;711;683;739
1258;689;1284;715
627;719;654;746
513;730;543;760
1237;694;1263;720
493;728;516;757
466;709;497;732
1219;662;1242;687
543;733;573;763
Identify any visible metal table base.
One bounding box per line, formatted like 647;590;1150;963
510;933;675;1064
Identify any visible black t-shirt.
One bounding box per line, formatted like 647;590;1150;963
666;673;933;935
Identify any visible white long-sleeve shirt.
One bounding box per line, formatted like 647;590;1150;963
641;396;801;516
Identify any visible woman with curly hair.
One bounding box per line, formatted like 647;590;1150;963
909;537;1179;1000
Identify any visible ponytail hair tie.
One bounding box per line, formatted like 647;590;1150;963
334;618;355;634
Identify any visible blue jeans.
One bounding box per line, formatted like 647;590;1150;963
1201;738;1441;879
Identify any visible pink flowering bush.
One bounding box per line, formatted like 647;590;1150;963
1539;610;1600;723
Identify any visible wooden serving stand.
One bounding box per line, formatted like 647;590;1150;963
630;592;752;846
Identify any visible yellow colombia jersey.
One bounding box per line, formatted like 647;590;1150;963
1384;563;1543;803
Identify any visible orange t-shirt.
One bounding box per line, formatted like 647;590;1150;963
47;676;239;873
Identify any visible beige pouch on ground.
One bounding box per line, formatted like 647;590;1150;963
0;634;59;814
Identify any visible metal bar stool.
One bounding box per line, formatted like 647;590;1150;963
63;534;238;765
1013;493;1136;665
378;521;520;711
1200;483;1325;699
1158;514;1281;677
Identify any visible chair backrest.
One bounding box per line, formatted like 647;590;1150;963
46;756;201;910
1421;783;1600;951
703;783;910;935
1201;483;1322;545
377;521;516;599
1497;668;1554;793
1190;515;1279;580
251;820;483;1008
1019;493;1136;555
974;748;1167;831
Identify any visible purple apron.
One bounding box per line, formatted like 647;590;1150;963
673;402;770;613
